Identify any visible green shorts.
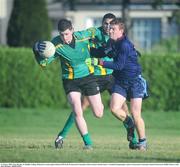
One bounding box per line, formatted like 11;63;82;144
63;75;100;96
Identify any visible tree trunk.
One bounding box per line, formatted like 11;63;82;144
122;0;131;36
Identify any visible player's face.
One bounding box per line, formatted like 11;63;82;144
59;28;74;44
109;24;124;41
102;18;114;35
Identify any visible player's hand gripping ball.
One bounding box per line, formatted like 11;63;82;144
34;41;56;58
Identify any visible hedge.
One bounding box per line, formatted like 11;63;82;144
0;47;179;111
0;47;67;108
140;53;180;111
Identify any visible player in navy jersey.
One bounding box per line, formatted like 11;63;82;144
86;18;149;150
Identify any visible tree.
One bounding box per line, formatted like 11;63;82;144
121;0;131;35
7;0;52;47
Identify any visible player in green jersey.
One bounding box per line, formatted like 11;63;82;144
33;19;104;149
55;13;138;150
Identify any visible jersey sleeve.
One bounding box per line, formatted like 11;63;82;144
33;41;59;67
75;27;102;41
103;42;130;70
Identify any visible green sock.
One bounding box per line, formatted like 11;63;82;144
58;112;75;138
82;133;92;146
131;131;138;144
123;116;138;144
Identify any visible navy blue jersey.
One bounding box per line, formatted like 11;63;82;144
103;36;142;81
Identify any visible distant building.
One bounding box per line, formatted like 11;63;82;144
47;0;179;50
0;0;179;50
0;0;13;45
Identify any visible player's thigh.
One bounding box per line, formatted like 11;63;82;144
87;93;104;117
80;75;103;117
111;82;127;111
67;92;82;115
67;91;81;104
122;102;129;114
81;96;90;110
110;93;126;111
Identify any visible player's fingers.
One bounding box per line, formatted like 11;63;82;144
39;43;46;48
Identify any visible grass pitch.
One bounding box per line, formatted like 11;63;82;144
0;108;180;163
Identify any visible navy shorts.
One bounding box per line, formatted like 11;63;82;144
112;75;149;101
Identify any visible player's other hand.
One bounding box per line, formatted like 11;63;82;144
32;41;47;67
104;46;116;58
85;58;104;66
85;58;98;66
33;41;46;54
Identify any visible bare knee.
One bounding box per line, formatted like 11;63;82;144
122;103;129;114
94;104;104;118
110;105;127;121
95;112;103;118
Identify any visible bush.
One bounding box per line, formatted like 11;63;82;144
0;47;179;111
7;0;52;47
0;47;67;108
151;36;179;53
140;53;180;111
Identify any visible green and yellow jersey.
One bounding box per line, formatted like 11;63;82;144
38;28;102;79
89;26;113;76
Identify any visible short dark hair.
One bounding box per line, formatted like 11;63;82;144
110;18;125;30
58;19;73;32
102;13;116;22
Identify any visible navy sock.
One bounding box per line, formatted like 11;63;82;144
123;116;134;129
139;138;146;143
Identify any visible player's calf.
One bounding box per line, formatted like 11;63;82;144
123;116;136;142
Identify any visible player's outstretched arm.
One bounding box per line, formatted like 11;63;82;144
33;41;46;67
32;41;56;67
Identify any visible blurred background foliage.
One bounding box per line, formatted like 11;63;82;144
0;46;179;111
6;0;52;47
0;47;68;109
1;0;179;111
